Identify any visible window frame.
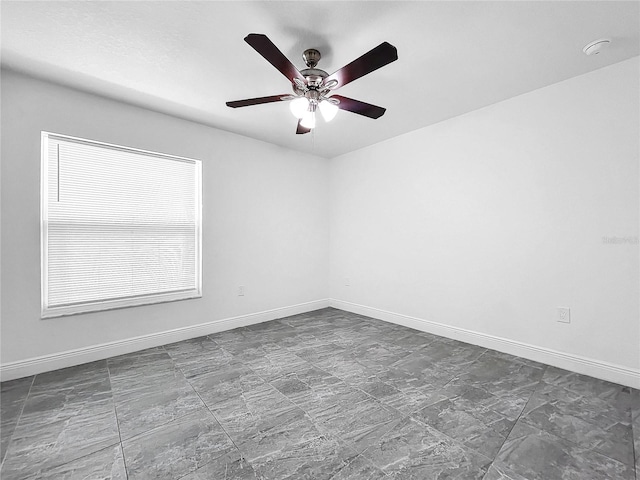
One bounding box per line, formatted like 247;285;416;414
40;131;202;319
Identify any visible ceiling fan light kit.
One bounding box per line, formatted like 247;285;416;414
226;34;398;135
289;96;310;118
319;100;339;122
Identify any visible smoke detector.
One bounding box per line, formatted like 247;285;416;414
583;38;611;56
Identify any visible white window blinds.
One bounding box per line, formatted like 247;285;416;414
41;132;202;318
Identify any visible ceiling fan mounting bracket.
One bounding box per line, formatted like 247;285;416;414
302;48;321;68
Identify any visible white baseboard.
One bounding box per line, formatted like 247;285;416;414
330;299;640;390
4;298;638;389
0;299;330;382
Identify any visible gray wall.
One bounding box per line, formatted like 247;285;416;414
1;69;329;369
330;58;639;380
2;58;638;386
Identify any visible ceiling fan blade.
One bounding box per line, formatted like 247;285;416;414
325;42;398;89
296;119;311;134
226;94;290;108
330;95;386;119
245;34;305;83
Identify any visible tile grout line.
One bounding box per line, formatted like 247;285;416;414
173;343;260;478
257;361;398;478
106;360;130;480
632;394;638;480
209;314;636;478
5;368;125;477
326;448;389;479
0;375;36;470
212;325;399;478
523;374;638;471
108;349;196;443
482;364;549;480
139;322;496;477
256;338;447;478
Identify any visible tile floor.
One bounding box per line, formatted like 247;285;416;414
1;308;638;479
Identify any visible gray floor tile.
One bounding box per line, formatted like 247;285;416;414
243;321;299;345
111;373;205;440
28;360;111;396
0;393;119;479
412;397;511;459
180;449;260;479
209;382;310;459
440;383;531;425
445;352;545;397
244;347;310;381
1;308;636;479
541;366;633;410
292;341;350;365
122;408;235;480
521;379;634;464
418;338;487;373
109;350;206;440
250;433;357;480
321;329;372;350
384;330;437;350
107;348;173;381
483;349;547;370
210;382;301;431
482;462;530;480
0;376;33;462
28;444;127;480
362;416;491;479
494;420;635;480
388;351;458;388
328;455;388;480
375;364;446;397
189;362;266;406
208;327;253;346
271;364;340;394
351;341;412;369
216;338;271;361
1;363;117;480
277;330;322;349
317;352;383;383
164;335;236;378
293;379;371;421
222;398;359;480
314;396;403;454
235;412;323;463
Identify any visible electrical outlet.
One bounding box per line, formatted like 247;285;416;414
557;307;570;323
238;286;245;296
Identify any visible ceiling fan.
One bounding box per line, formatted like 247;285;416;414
226;34;398;134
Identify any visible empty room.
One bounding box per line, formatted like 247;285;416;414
1;1;639;479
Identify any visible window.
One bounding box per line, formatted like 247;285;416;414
41;132;202;318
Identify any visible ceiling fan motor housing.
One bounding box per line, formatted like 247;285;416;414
298;68;328;89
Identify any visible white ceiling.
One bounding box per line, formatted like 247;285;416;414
2;1;638;158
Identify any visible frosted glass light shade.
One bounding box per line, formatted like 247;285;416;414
319;100;339;122
289;97;309;118
300;110;316;129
